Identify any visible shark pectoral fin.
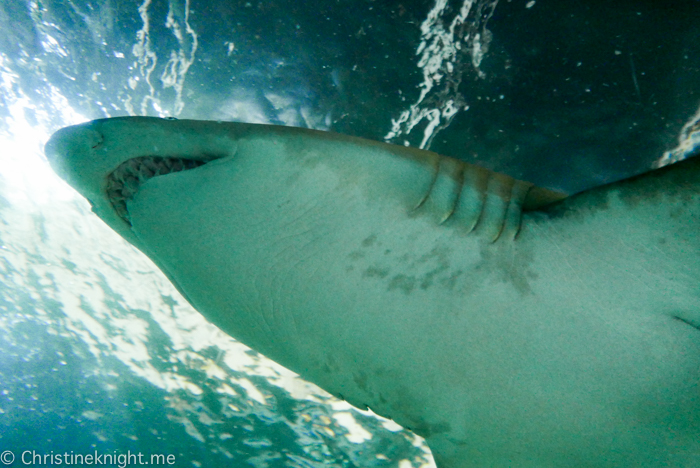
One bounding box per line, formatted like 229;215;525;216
527;153;700;330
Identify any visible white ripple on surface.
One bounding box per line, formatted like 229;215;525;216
385;0;498;150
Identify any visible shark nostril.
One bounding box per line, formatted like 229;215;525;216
45;127;104;163
86;128;104;149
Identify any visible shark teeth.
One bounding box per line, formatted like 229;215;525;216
106;156;206;223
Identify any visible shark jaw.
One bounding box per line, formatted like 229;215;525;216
106;156;208;223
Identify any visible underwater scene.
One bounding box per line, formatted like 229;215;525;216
1;0;699;467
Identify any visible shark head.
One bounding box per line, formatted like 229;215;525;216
45;117;247;247
46;116;700;467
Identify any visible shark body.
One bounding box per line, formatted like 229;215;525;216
45;117;700;467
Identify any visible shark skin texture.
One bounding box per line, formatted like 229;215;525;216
45;117;700;468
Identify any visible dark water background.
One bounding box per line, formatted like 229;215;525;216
0;0;699;466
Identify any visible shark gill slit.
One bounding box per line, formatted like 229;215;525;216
414;156;466;224
417;158;532;242
438;159;466;224
479;173;515;242
410;154;442;212
501;180;535;241
422;158;486;233
459;163;490;235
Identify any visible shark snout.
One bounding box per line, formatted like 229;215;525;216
45;124;103;166
44;122;114;206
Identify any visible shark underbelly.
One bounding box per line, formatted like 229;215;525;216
45;117;700;467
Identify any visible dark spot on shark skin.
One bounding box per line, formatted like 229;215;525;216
283;169;302;188
421;264;450;290
362;234;377;247
322;355;340;375
448;240;536;297
415;246;452;290
670;206;684;219
357;236;467;294
440;270;463;290
364;266;390;279
658;237;667;246
479;242;536;296
348;250;364;260
320;362;335;376
356;227;533;297
389;274;416;294
353;371;368;392
322;362;333;375
417;245;452;265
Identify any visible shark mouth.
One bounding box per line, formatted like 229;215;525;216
106;156;207;223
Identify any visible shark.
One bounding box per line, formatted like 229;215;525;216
45;117;700;467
